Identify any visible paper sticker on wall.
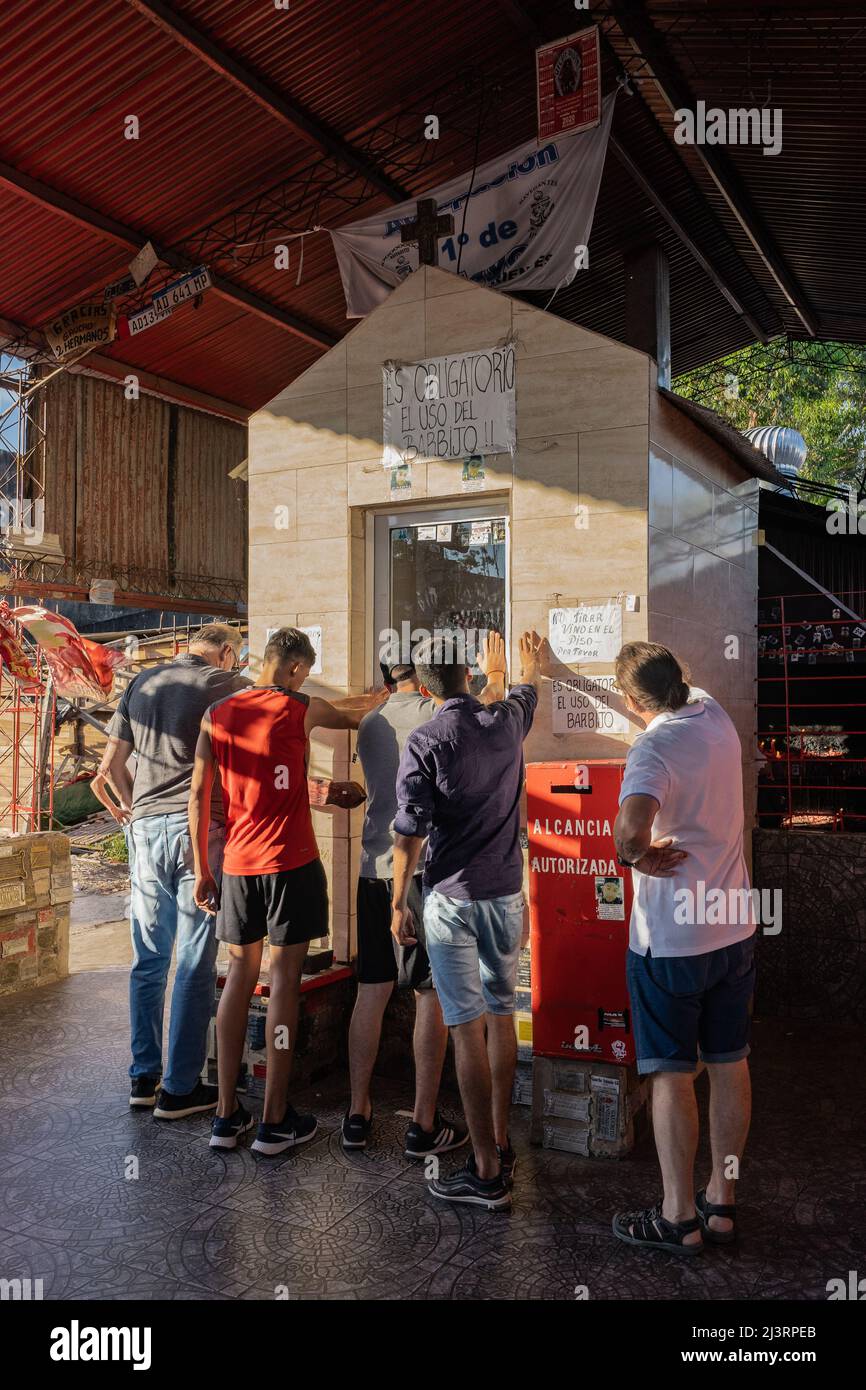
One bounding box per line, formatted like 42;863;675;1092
390;462;412;500
417;525;437;541
462;455;486;493
469;522;491;545
595;875;625;920
436;523;452;542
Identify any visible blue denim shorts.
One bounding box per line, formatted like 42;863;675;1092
423;889;524;1027
626;934;756;1075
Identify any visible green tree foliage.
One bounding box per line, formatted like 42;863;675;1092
675;340;866;491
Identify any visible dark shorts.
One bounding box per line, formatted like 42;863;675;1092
626;934;756;1075
356;875;433;991
217;857;329;947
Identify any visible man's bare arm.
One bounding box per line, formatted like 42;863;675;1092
390;832;425;945
476;629;507;706
305;691;385;736
189;722;218;913
614;794;688;877
93;737;134;823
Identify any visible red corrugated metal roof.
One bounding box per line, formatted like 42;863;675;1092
1;0;864;415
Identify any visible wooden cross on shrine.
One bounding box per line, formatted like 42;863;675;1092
400;198;455;267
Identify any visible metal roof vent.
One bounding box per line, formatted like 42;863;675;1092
743;425;807;490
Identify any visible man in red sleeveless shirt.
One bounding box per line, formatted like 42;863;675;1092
189;627;380;1155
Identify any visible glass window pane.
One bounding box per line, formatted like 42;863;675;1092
389;518;507;687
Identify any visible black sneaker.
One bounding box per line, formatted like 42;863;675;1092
129;1076;160;1109
497;1140;518;1186
428;1161;511;1211
405;1110;470;1159
251;1106;318;1156
153;1082;218;1120
210;1102;254;1150
341;1110;372;1150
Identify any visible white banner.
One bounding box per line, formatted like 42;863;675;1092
383;345;515;465
330;94;616;318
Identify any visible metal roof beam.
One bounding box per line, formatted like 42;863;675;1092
0;313;249;420
608;137;768;343
0;160;336;350
610;1;818;337
124;0;408;202
495;0;772;343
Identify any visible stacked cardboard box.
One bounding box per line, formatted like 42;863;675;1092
201;967;355;1095
201;977;269;1091
530;1056;651;1158
0;832;72;995
511;1060;534;1107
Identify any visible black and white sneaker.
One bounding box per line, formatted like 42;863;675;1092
405;1110;469;1159
428;1161;511;1211
129;1076;160;1109
341;1110;372;1150
210;1103;254;1150
251;1106;318;1156
153;1082;218;1120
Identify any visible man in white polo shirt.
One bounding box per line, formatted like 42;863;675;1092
610;642;757;1257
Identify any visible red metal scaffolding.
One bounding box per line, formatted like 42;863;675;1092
757;588;866;831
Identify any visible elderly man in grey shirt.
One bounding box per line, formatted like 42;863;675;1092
94;623;247;1120
342;661;467;1160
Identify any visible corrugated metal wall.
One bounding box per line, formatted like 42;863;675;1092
173;407;247;581
42;373;247;590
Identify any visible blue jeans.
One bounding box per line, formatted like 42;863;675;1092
423;888;524;1027
127;813;225;1093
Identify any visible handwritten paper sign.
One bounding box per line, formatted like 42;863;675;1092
383;346;516;466
43;302;116;361
549;602;622;664
552;676;629;735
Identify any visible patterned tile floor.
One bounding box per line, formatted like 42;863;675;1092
0;968;863;1301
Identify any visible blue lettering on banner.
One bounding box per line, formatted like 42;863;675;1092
383;146;562;237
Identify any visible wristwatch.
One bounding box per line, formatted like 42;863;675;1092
617;855;639;869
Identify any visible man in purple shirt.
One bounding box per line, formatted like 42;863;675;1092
391;629;543;1210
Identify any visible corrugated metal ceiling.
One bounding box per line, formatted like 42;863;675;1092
1;0;864;414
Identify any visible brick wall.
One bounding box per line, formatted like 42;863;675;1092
0;833;72;994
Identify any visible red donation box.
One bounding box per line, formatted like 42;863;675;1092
527;761;635;1064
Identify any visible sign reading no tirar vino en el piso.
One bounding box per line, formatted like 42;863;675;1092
382;346;516;466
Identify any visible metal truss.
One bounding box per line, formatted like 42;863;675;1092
0;632;54;833
0;356;50;580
